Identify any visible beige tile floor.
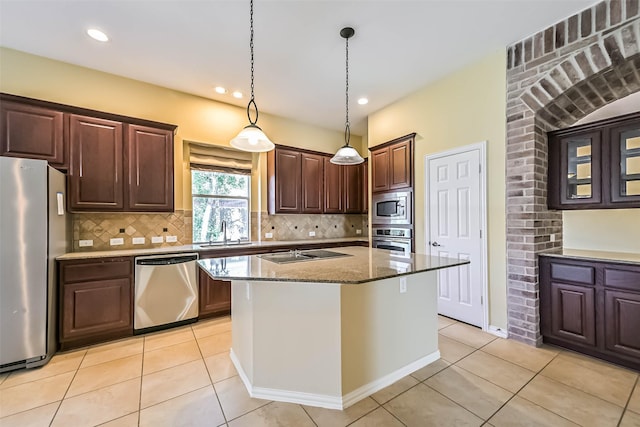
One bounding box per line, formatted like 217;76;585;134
1;315;639;426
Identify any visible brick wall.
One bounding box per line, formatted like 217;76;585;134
505;1;640;345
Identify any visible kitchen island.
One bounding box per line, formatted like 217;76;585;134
198;246;468;409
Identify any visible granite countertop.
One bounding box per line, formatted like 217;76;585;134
56;237;369;260
198;246;469;284
540;248;640;265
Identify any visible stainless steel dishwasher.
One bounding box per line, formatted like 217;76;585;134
134;253;199;333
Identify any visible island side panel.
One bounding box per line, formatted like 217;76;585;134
231;280;254;382
340;271;439;396
251;281;343;398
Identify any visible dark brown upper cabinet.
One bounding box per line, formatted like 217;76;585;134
69;115;125;211
1;93;177;213
267;144;366;215
268;147;302;213
1;98;66;168
301;152;324;214
370;133;414;193
548;112;640;210
127;125;174;212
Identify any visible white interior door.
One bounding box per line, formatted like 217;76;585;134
427;146;485;327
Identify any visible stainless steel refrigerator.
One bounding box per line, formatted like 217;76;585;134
0;157;69;372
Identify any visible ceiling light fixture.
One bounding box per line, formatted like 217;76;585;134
230;0;274;152
232;91;243;99
215;86;227;94
87;28;109;42
331;27;364;165
357;97;369;105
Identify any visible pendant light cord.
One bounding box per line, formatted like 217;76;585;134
247;0;258;125
344;34;351;146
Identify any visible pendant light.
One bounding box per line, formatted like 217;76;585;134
230;0;274;152
330;27;364;165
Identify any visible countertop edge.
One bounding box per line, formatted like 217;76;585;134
539;249;640;266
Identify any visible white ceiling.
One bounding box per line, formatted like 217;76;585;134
0;0;598;135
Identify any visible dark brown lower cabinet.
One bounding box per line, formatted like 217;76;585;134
540;255;640;370
198;268;231;319
59;257;133;350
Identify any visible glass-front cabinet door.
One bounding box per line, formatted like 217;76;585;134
611;122;640;203
559;130;601;206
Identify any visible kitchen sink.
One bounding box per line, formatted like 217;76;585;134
258;249;351;264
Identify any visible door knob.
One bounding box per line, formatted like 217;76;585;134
431;241;442;247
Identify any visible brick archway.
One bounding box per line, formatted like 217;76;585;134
505;5;639;345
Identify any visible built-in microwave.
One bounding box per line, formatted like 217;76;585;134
371;191;412;225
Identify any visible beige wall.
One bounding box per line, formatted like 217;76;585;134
367;50;508;329
0;47;363;213
563;210;640;253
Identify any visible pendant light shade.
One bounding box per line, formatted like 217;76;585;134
230;124;273;152
331;27;364;165
230;0;274;153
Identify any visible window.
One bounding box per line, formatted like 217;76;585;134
192;169;250;243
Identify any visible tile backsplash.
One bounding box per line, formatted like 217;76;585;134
73;210;367;252
252;212;368;241
72;210;192;251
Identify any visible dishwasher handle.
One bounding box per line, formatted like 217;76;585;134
136;254;198;266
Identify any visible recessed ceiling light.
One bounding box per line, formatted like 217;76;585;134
357;97;369;105
232;91;243;99
87;28;109;42
215;86;227;94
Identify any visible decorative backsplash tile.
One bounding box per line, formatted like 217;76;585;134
73;210;367;252
251;212;368;241
73;210;192;251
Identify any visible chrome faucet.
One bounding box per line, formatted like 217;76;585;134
221;220;228;245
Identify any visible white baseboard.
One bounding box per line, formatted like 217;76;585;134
488;325;508;338
341;350;440;409
230;348;441;410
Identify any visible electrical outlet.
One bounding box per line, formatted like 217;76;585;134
132;237;145;245
110;238;124;246
356;229;362;235
309;231;316;237
550;234;556;242
151;236;163;244
265;232;273;239
78;239;93;247
399;277;407;293
166;235;177;243
246;283;251;300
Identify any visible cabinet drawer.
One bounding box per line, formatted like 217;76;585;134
62;259;132;283
550;262;595;285
603;266;640;291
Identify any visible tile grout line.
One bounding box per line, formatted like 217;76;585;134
617;374;639;427
48;348;89;426
379;404;409;427
299;405;319;427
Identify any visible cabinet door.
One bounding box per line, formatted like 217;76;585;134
390;140;412;189
301;153;324;213
344;163;363;213
609;120;640;205
127;125;174;212
324;157;344;213
549;130;602;209
0;101;65;166
274;148;301;213
68;115;124;211
549;282;596;346
604;289;640;359
198;268;231;318
362;159;369;214
371;147;390;192
61;278;132;341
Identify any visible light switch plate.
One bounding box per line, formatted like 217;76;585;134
132;237;145;245
550;234;556;242
399;277;407;293
265;232;273;239
110;238;124;246
79;239;93;247
151;236;163;244
309;231;316;237
356;229;362;235
166;235;177;243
